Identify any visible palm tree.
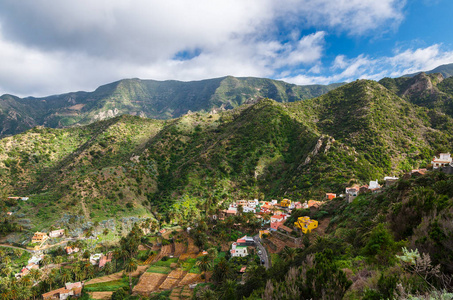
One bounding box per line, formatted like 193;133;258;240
45;272;56;291
207;248;218;261
124;258;138;293
54;256;64;275
196;255;212;283
41;255;51;268
104;262;114;275
220;279;238;300
60;269;72;285
1;264;12;277
29;269;41;283
86;265;96;279
281;246;297;263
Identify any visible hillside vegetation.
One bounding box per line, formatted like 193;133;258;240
2;78;453;230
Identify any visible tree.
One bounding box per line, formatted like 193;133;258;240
103;228;109;236
196;255;212;283
83;250;90;260
212;258;232;285
61;269;72;285
220;279;238;300
281;246;297;263
125;258;138;293
104;262;114;275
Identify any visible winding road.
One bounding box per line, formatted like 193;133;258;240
253;235;270;269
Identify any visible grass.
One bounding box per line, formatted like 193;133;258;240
146;265;171;274
154;257;179;267
181;258;197;272
83;278;129;292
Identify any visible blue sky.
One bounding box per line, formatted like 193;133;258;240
0;0;452;96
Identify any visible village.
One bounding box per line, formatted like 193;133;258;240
1;153;452;299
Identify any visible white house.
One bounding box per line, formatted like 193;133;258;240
243;206;256;213
49;229;65;238
369;180;381;190
432;153;452;169
89;253;103;265
230;242;248;257
228;204;238;211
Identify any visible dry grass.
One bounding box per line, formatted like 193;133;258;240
168;269;186;279
85;265;148;285
88;291;113;299
178;273;202;286
159;277;179;290
132;272;167;296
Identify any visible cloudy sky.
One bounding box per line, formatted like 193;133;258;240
0;0;452;97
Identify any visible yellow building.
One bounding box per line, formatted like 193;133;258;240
280;199;291;208
294;216;318;234
32;232;48;244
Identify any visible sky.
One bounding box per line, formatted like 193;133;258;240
0;0;453;97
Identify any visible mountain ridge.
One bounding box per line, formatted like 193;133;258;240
0;76;343;138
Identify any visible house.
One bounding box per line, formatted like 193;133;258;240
271;200;278;205
230;242;248;257
248;199;259;206
49;229;65;238
345;187;359;203
15;268;30;279
25;263;39;271
359;185;369;194
28;255;43;266
243;206;256;213
65;246;80;255
65;282;82;297
260;204;272;214
294;202;303;209
411;169;427;177
42;282;83;299
259;230;270;239
21;197;29;201
31;232;48;244
7;212;12;216
98;252;113;268
294;216;318;234
278;225;293;234
237;200;248;206
307;200;322;208
270;214;286;230
236;235;255;246
326;193;336;200
280;199;294;208
368;180;381;191
384;176;399;187
90;253;103;265
432;153;452;169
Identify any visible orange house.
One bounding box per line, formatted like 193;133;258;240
326;193;336;200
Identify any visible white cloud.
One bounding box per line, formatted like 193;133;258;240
281;44;453;86
274;0;406;35
0;0;414;96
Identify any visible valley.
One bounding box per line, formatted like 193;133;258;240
1;71;453;299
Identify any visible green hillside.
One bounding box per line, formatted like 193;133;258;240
0;76;342;138
2;79;453;230
380;72;453;117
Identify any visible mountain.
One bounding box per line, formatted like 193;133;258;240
379;72;453;117
2;79;453;230
403;62;453;78
0;76;343;138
